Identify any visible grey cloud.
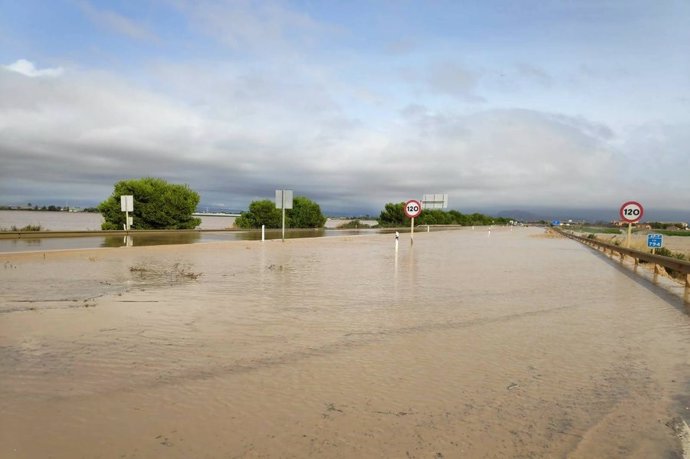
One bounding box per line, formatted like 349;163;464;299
426;62;485;102
79;1;158;42
384;39;416;56
175;0;340;56
2;60;686;214
514;63;552;87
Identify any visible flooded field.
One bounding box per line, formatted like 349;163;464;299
0;210;234;230
2;227;690;458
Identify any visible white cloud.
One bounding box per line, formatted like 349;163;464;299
4;59;64;78
1;0;689;215
1;59;688;214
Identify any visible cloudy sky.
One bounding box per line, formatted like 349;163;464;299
1;0;688;216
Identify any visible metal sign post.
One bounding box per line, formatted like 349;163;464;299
404;199;422;245
619;201;644;248
275;189;293;242
647;233;663;254
120;195;133;231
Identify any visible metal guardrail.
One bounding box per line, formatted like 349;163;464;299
553;227;690;302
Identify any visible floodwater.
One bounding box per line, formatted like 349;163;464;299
0;228;388;253
2;227;690;458
0;211;385;253
0;210;235;230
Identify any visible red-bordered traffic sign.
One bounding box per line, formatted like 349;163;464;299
404;200;422;219
619;201;644;223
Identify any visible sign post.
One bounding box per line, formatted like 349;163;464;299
275;190;293;242
647;233;663;254
404;199;422;245
120;195;133;231
619;201;644;248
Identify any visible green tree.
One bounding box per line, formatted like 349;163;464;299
235;200;282;229
98;177;201;230
236;196;327;229
288;196;327;228
378;202;407;227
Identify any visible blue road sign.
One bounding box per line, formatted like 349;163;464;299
647;233;663;248
551;220;561;226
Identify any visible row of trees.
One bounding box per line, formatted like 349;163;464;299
97;178;507;230
378;202;510;227
97;178;327;230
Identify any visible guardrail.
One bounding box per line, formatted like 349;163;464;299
553;227;690;303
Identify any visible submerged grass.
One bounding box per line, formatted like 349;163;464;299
0;224;43;232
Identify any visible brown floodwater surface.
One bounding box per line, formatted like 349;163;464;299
2;228;690;458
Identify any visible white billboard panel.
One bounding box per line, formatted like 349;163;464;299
422;193;448;209
120;195;133;212
275;189;293;209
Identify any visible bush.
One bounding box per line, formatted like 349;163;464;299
336;219;371;229
236;196;326;229
98;177;201;230
654;247;686;260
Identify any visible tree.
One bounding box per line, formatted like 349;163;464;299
378;202;407;227
288;196;327;228
377;202;510;227
235;200;282;229
98;177;201;230
235;196;327;229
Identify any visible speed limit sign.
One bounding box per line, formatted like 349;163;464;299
404;200;422;219
619;201;644;223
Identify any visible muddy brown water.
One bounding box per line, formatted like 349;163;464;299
2;227;690;458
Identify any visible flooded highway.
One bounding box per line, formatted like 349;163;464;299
2;227;690;458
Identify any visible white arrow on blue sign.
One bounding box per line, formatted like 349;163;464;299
647;234;663;248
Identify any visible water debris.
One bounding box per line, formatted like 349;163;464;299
129;262;202;283
325;402;343;413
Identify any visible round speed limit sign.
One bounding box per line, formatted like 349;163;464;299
404;200;422;219
619;201;644;223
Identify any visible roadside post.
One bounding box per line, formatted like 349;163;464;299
647;233;663;255
404;199;422;245
619;201;644;248
120;195;133;231
275;190;293;242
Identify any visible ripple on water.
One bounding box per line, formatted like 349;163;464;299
2;229;690;458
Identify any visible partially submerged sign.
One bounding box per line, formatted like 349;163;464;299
120;195;133;231
276;189;293;242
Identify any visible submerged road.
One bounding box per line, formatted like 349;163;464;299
1;227;690;458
